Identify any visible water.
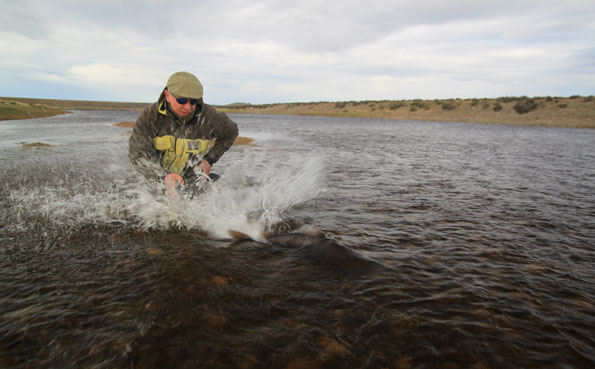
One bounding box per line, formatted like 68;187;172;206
1;111;594;369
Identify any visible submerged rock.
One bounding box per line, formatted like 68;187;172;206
212;276;230;285
22;142;51;149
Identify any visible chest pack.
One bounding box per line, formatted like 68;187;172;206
153;135;210;175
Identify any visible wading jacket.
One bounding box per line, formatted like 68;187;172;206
129;90;239;181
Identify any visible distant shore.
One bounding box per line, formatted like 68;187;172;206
0;97;149;121
2;95;594;129
219;96;595;129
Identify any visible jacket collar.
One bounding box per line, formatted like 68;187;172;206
157;89;203;124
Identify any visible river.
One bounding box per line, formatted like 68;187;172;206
1;110;594;368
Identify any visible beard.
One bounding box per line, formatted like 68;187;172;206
167;102;196;124
177;112;195;124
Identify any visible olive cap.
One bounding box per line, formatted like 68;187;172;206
166;71;203;99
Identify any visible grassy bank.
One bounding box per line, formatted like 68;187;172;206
1;97;150;111
220;96;595;129
0;97;150;121
0;99;69;120
2;96;594;128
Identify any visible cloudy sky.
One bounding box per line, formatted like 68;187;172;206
1;0;594;104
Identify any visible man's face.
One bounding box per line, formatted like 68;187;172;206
165;90;196;117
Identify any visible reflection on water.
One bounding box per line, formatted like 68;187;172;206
1;111;594;368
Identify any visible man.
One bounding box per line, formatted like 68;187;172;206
129;71;239;195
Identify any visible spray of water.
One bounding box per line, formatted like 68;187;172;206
4;151;325;240
125;152;324;239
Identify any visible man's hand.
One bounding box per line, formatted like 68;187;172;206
197;159;211;176
163;173;184;198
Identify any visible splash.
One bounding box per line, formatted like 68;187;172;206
126;152;325;239
3;151;325;240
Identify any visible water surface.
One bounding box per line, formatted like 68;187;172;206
1;111;594;368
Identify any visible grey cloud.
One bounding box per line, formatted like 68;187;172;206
2;0;594;103
181;0;592;53
6;1;594;53
567;47;595;70
0;3;48;39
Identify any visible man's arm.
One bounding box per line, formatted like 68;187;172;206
128;105;163;180
203;111;239;165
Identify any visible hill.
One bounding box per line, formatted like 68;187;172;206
219;96;595;129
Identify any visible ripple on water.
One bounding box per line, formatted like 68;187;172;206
1;112;594;368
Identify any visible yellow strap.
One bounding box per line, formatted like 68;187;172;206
153;135;210;174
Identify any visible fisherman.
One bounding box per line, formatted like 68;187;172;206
129;71;239;196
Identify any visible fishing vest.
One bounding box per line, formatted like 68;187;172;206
153;135;210;175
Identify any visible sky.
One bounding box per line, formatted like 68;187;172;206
1;0;594;104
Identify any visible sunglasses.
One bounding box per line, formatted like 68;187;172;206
175;97;198;105
170;92;198;105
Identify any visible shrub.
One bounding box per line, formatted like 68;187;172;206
335;102;348;109
470;99;479;107
513;99;539;114
410;100;429;110
584;95;594;102
558;104;567;108
388;102;405;110
498;96;520;103
442;102;457;110
410;105;418;112
482;101;490;109
493;103;503;111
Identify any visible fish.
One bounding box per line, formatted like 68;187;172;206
228;229;376;273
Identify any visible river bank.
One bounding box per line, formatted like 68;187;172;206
0;99;69;120
219;96;595;129
0;97;149;121
2;96;594;128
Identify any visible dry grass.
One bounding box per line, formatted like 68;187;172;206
0;99;68;120
0;97;149;121
22;142;52;149
4;96;594;129
232;136;255;146
1;97;149;111
220;96;595;129
113;121;135;128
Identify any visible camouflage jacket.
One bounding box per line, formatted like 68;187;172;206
129;90;239;180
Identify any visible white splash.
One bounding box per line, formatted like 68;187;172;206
5;151;325;239
126;152;325;239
